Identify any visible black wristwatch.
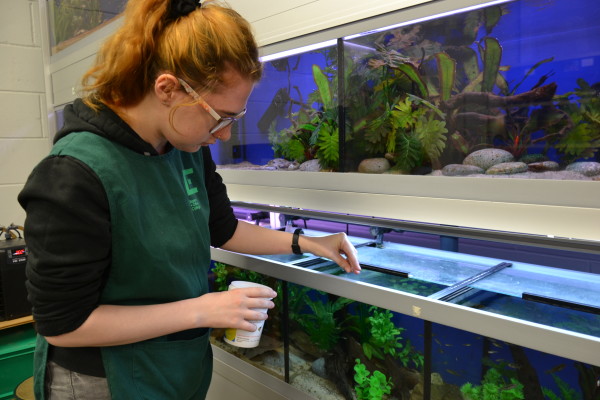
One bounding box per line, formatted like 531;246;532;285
292;228;304;255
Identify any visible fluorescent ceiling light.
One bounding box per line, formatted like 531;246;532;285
260;39;337;62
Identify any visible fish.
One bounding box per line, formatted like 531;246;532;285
446;369;463;376
545;364;566;374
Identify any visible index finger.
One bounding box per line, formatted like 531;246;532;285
338;242;361;274
232;286;277;299
344;251;361;274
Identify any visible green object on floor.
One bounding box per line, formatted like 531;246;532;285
0;325;36;400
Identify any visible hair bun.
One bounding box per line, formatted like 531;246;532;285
169;0;202;19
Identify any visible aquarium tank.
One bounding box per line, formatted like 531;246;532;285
208;234;600;400
48;0;126;54
215;0;600;181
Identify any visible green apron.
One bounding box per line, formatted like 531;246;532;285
33;132;213;399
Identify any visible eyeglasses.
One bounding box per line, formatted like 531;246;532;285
178;78;247;135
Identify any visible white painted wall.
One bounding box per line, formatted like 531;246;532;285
0;0;51;227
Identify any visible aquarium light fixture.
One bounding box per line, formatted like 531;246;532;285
343;0;515;40
259;39;337;63
344;42;376;52
259;0;514;62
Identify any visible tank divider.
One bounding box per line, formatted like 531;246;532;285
429;262;512;301
522;292;600;315
359;263;410;278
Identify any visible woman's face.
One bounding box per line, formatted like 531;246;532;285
166;69;254;153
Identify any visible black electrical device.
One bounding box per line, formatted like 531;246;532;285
0;238;30;321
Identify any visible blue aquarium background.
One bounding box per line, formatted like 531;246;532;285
215;0;600;181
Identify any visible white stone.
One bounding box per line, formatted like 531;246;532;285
358;158;391;173
463;148;514;171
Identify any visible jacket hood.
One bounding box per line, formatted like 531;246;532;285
54;99;159;155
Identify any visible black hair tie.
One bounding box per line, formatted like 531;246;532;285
169;0;202;20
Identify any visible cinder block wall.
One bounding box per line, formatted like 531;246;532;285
0;1;51;227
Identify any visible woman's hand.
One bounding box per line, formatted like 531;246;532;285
220;221;361;274
193;287;277;332
301;232;361;274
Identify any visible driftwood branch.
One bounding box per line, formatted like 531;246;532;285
441;82;557;111
454;112;506;134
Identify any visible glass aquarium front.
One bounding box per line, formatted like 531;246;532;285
209;241;600;400
48;0;125;55
216;0;600;181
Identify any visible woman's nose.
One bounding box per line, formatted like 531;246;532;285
214;126;232;142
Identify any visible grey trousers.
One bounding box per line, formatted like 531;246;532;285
46;361;111;400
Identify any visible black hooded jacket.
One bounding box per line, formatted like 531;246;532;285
18;99;238;376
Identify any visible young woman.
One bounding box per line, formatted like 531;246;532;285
18;0;360;398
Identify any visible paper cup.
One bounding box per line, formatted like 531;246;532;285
224;281;272;348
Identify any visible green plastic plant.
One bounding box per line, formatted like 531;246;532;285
460;368;524;400
354;358;393;400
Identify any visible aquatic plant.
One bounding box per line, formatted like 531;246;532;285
235;268;265;286
554;79;600;163
212;262;230;292
354;358;393;400
211;262;268;292
360;306;423;369
460;367;525;400
542;373;581;400
286;284;311;319
52;0;103;46
362;94;448;172
353;4;574;167
297;293;355;351
209;263;286;313
348;7;508;164
269;65;340;170
209;263;289;342
391;278;442;296
574;362;600;400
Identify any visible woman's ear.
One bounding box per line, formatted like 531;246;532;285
155;74;180;105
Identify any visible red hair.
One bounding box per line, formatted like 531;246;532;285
82;0;262;109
